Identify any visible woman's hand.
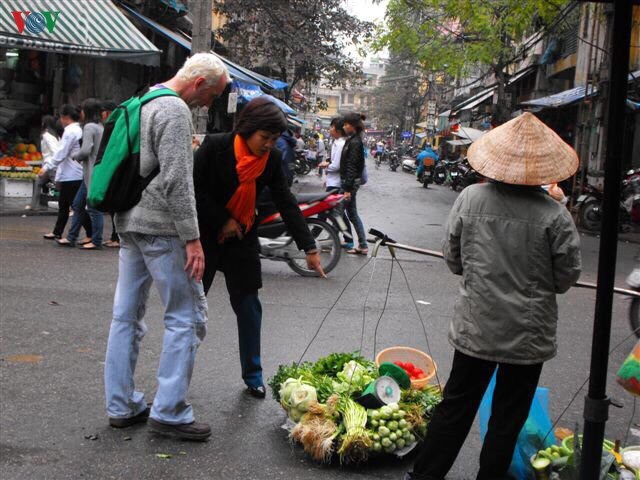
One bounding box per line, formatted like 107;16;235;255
306;251;326;278
218;218;244;244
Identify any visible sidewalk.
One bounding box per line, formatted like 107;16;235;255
0;197;57;217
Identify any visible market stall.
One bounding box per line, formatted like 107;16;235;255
0;0;161;199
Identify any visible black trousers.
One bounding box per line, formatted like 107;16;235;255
411;350;543;480
53;180;83;237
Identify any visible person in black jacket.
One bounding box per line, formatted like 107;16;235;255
340;112;368;254
194;97;325;399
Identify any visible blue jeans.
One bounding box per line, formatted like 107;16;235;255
104;232;208;424
345;189;367;249
68;182;103;245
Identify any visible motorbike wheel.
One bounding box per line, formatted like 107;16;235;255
390;164;398;172
579;200;602;232
287;218;341;277
630;298;640;338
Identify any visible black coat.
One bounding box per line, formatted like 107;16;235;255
194;132;315;293
340;133;365;192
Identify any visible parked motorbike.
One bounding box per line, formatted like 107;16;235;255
575;171;640;232
388;149;400;172
257;192;345;277
293;150;312;176
401;156;417;174
450;158;479;192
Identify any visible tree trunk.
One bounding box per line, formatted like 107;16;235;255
493;65;510;126
190;0;213;133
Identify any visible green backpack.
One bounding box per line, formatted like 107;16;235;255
88;88;179;212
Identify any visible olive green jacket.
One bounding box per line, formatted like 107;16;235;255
443;182;582;364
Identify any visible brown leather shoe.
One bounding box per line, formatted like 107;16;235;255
109;406;150;428
148;418;211;441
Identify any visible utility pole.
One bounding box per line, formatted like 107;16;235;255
190;0;213;133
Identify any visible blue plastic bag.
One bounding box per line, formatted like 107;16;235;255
479;372;556;479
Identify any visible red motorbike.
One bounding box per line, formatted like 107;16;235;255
257;191;347;276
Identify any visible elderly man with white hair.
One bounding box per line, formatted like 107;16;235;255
104;53;230;441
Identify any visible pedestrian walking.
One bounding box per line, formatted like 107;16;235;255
100;100;121;249
42;105;88;241
318;117;353;248
56;98;105;249
193;96;325;399
405;112;582;480
341;112;368;255
275;128;296;187
315;133;326;176
104;53;231;441
26;115;61;211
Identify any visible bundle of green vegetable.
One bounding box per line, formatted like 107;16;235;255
269;352;442;465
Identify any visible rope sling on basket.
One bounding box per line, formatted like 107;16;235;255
267;229;444;465
268;227;640;468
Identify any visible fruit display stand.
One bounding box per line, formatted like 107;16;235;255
0;142;42;197
0;175;33;197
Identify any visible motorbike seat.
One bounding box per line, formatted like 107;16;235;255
295;192;331;204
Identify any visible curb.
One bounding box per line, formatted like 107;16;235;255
0;209;58;217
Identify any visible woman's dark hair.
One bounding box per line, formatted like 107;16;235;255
41;115;62;137
60;104;80;121
234;96;287;138
343;112;366;133
330;117;346;136
81;98;103;124
101;99;118;114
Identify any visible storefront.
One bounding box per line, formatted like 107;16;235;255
0;0;161;198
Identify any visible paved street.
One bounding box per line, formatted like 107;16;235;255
1;160;639;480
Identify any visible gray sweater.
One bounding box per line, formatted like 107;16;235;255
72;122;104;191
115;95;200;241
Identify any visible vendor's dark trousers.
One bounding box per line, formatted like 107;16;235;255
53;180;82;238
203;272;263;389
410;350;542;480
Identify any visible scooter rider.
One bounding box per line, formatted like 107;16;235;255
416;143;439;181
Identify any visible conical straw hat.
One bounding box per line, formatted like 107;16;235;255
467;112;578;186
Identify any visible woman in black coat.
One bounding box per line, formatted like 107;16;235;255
194;97;324;398
340;112;368;254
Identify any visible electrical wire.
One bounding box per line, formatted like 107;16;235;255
360;253;380;355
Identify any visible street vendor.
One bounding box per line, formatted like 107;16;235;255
405;112;582;480
193;96;325;399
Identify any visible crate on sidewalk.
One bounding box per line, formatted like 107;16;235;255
0;177;33;197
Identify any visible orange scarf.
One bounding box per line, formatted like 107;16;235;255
225;134;269;232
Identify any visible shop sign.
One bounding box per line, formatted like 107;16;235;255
11;11;60;35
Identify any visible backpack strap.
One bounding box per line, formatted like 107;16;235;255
137;87;181;178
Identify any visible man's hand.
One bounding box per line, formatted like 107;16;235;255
343;191;352;201
318;161;329;168
184;239;205;281
218;218;244;244
306;251;326;278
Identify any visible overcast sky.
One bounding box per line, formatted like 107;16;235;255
345;0;389;63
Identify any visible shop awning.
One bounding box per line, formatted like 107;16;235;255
0;0;161;65
448;139;472;146
438;109;451;117
454;126;486;141
520;69;639;109
234;80;296;115
451;66;537;114
120;3;287;90
520;84;597;108
287;115;305;128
